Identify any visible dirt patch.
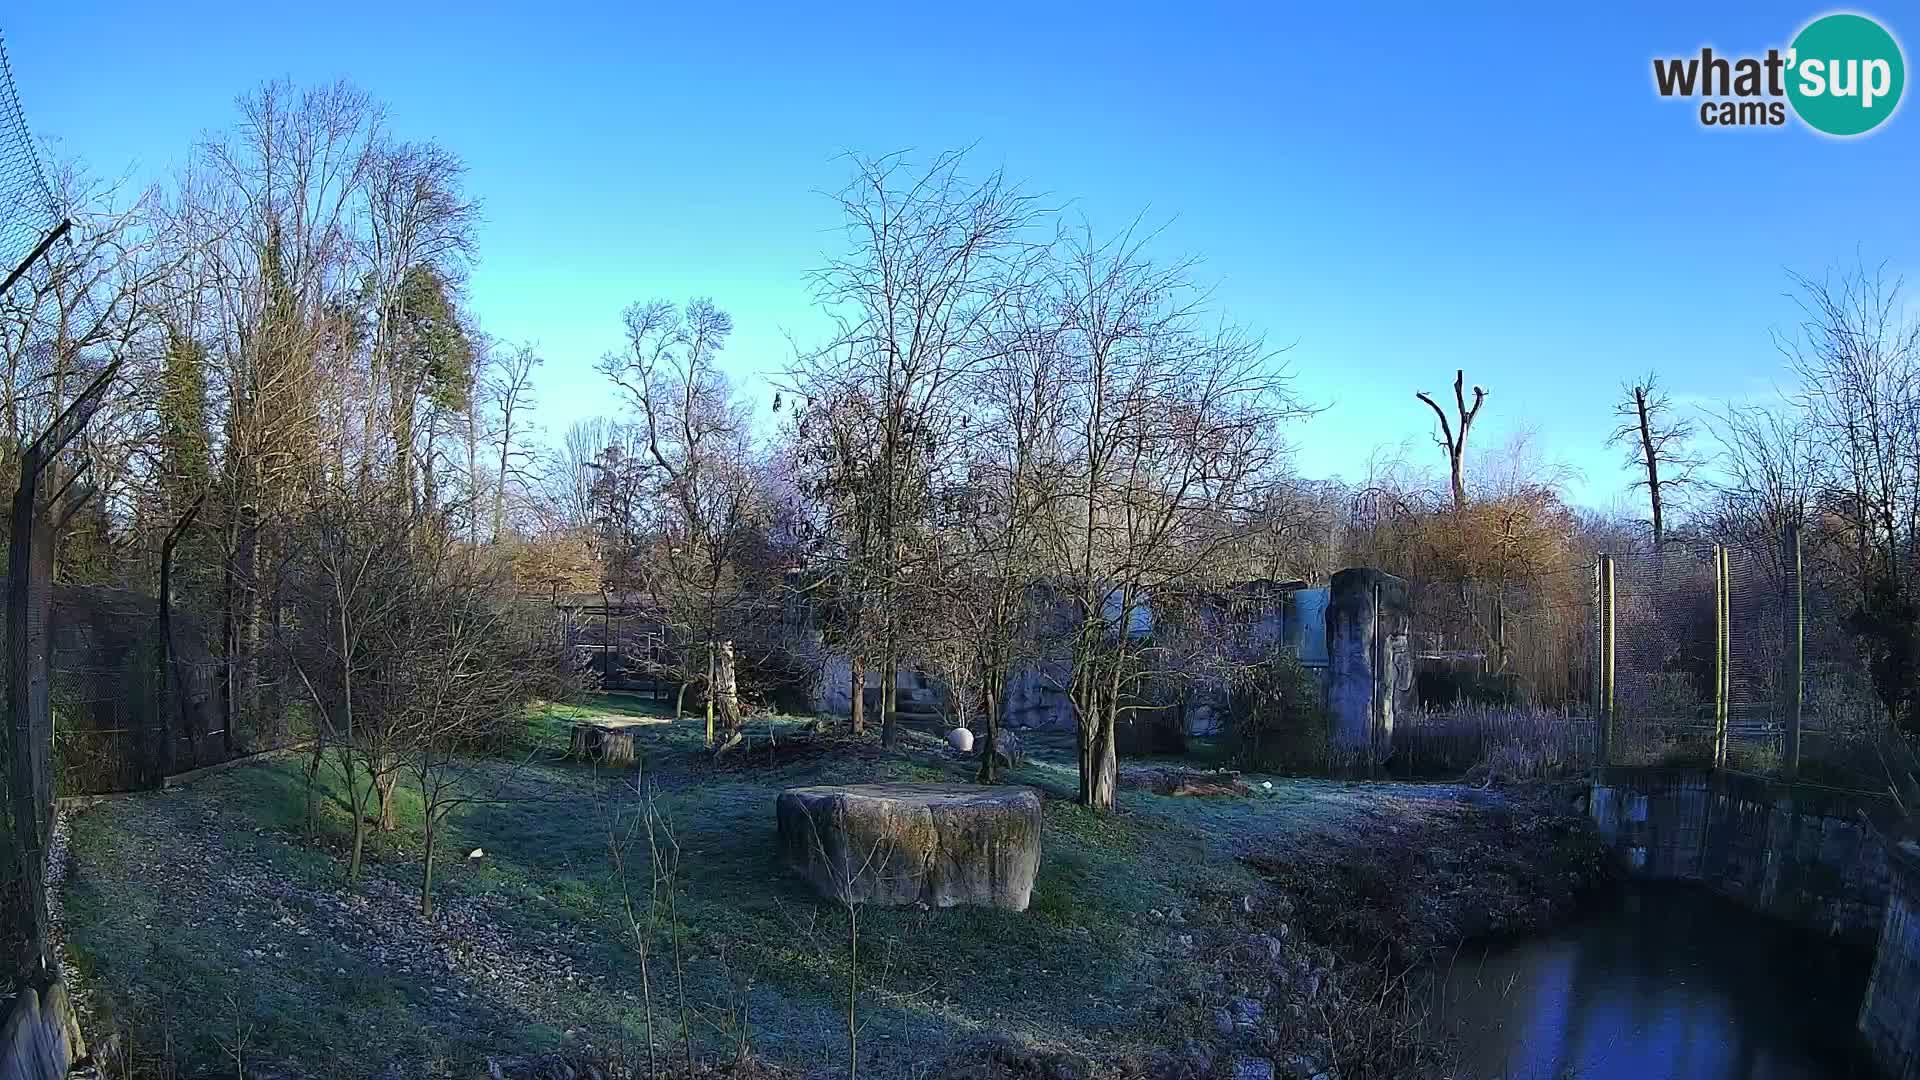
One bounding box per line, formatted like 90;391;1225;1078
1126;783;1613;1079
1118;767;1252;798
1238;783;1611;967
707;729;895;773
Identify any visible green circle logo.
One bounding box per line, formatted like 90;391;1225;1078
1787;13;1906;136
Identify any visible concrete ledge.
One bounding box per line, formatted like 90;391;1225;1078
1590;765;1893;942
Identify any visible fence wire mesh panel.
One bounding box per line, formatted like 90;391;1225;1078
1594;529;1899;792
1606;545;1719;764
0;26;72;985
1725;544;1788;756
39;581;227;796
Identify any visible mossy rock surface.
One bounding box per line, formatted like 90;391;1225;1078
776;783;1043;910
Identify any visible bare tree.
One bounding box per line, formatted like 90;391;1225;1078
597;298;774;745
1415;369;1486;512
277;480;402;882
186;80;385;751
485;340;542;542
1708;398;1817;546
1044;223;1304;809
1609;373;1700;547
1776;264;1920;730
361;137;477;515
788;150;1049;747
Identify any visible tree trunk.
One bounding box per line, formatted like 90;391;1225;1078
674;680;689;720
1089;703;1118;810
977;671;1001;784
376;771;398;832
1635;386;1666;547
394;382;418;518
1093;663;1123;810
221;504;259;757
303;743;322;840
422;423;440;515
1076;680;1099;806
713;640;741;733
345;752;368;884
421;807;437;918
880;655;898;748
849;654;866;734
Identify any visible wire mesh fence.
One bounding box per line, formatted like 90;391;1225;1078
1597;530;1890;790
0;27;74;985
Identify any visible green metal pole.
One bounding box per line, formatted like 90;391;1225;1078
1785;524;1803;780
1599;555;1615;767
1715;546;1729;769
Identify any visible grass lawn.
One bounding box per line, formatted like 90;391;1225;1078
57;695;1604;1079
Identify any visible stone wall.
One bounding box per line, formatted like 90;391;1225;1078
1325;569;1411;765
803;579;1341;739
1588;766;1894;942
1862;840;1920;1078
0;980;85;1079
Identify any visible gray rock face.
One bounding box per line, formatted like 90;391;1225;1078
1;979;85;1080
776;783;1043;910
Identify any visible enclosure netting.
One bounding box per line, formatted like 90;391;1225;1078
1607;545;1716;738
0;25;83;983
1601;536;1887;783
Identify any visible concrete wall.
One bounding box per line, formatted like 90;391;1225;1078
0;981;85;1079
810;653;932;717
1325;569;1411;765
1862;840;1920;1078
1588;766;1894;942
803;580;1341;739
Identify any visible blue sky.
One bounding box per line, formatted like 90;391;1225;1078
6;2;1916;508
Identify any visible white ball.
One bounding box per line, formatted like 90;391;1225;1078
946;727;975;753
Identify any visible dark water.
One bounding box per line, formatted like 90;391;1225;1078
1440;884;1878;1080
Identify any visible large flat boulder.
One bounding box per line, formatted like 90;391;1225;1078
776;783;1043;910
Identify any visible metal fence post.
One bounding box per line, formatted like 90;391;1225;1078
1784;523;1804;780
1720;545;1735;764
1597;555;1616;767
6;444;49;980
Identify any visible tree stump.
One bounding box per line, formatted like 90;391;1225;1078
569;718;655;766
776;783;1043;910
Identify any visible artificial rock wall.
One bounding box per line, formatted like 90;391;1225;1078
0;981;85;1080
1325;568;1411;766
1587;766;1893;942
1862;840;1920;1078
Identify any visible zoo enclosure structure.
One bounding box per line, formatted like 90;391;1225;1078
1591;525;1889;789
0;27;133;987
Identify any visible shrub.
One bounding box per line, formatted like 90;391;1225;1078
1226;652;1328;772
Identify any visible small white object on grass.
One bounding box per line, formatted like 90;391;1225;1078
468;848;484;860
946;727;974;753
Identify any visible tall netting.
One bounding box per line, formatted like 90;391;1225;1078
1725;544;1788;751
1798;553;1897;787
1598;531;1898;788
1607;545;1718;761
0;34;60;284
1;27;101;985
